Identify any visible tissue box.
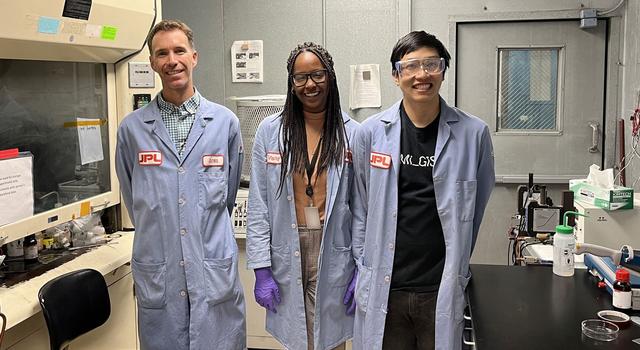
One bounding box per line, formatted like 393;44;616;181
570;179;634;210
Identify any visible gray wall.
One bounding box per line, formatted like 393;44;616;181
163;0;640;265
163;0;403;122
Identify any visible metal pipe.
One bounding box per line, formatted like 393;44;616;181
618;118;626;186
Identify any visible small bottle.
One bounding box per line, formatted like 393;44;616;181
23;234;38;263
6;238;24;258
553;211;585;277
612;268;632;311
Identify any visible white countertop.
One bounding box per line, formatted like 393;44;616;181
0;232;133;329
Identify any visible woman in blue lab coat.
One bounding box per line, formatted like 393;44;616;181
246;42;359;350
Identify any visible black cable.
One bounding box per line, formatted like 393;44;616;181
0;312;6;347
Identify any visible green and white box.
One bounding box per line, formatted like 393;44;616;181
569;179;634;210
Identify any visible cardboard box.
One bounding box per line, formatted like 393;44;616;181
569;179;634;210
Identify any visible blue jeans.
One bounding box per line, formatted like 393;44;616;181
382;290;438;350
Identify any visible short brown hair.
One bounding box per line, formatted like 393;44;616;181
146;19;195;53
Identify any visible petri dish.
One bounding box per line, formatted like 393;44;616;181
597;310;630;329
582;319;619;341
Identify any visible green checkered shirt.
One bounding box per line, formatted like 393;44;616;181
157;90;201;157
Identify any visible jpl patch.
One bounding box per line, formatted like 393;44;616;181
138;151;162;166
370;152;391;169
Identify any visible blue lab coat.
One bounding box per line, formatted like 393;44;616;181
246;111;359;350
115;95;246;350
351;98;495;350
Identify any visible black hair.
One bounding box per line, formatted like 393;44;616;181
277;42;346;196
390;31;451;76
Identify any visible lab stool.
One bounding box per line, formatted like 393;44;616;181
38;268;111;350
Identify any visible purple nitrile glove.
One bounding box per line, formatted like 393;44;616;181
343;268;357;315
254;267;281;313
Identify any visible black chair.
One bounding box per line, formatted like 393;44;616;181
38;269;111;350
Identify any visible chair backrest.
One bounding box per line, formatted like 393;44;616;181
38;269;111;350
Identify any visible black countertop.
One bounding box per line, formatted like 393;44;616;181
468;264;640;350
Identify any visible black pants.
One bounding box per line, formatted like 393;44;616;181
382;290;437;350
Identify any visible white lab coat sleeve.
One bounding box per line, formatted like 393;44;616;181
115;123;136;226
472;125;495;250
227;116;243;216
351;125;370;264
246;120;272;270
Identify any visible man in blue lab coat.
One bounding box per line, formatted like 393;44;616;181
351;31;495;350
115;20;245;350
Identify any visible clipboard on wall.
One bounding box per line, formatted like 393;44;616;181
0;149;34;226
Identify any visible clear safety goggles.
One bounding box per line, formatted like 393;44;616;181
395;57;445;76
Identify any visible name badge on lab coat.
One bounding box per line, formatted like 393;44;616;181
345;149;353;163
370;152;391;169
266;152;281;165
138;151;162;166
202;154;224;167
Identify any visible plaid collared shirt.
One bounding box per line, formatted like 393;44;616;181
157;90;201;157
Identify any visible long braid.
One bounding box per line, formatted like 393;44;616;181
277;42;346;196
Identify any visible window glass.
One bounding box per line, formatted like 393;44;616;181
0;59;110;218
498;48;560;131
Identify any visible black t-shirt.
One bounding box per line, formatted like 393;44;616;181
391;103;445;292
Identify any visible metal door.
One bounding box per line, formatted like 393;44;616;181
456;20;606;181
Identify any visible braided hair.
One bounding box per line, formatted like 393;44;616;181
277;42;346;196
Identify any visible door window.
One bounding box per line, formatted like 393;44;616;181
497;48;561;131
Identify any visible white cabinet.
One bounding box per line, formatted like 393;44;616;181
1;265;137;350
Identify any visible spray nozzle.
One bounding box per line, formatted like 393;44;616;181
563;211;587;226
555;211;589;234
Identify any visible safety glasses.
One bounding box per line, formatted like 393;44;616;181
395;57;445;76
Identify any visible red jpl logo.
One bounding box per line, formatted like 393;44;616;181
138;151;162;166
370;152;391;169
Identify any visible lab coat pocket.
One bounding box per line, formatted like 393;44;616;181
355;260;373;313
203;257;236;306
131;259;167;309
329;246;354;287
270;244;291;286
199;171;228;209
456;180;477;222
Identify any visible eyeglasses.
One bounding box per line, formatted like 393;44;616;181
291;69;327;87
395;57;445;76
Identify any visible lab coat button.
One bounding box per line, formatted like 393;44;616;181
388;243;394;250
287;195;292;201
291;224;297;229
180;290;187;297
178;167;185;174
179;260;185;266
392;211;397;218
384;275;390;283
297;278;302;285
294;251;300;257
178;198;185;205
180;229;187;236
